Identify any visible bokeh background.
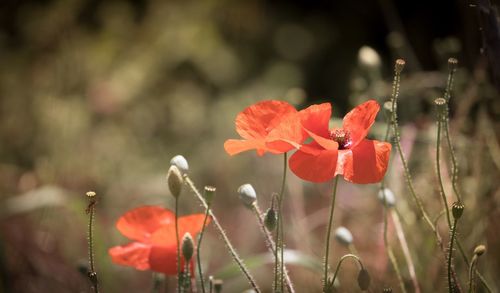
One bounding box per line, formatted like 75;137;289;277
0;0;499;292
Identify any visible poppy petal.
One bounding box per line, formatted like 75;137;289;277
335;139;391;184
304;128;339;150
149;245;195;275
235;100;297;140
266;112;307;153
299;103;332;138
342;100;380;148
109;242;151;271
116;206;174;242
150;214;208;246
224;139;266;156
289;147;338;183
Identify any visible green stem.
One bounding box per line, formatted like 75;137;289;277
274;153;288;292
468;255;478;293
436;111;452;228
184;176;261;293
86;194;99;293
448;219;459;293
330;254;363;286
197;204;211;293
175;198;181;293
323;176;339;291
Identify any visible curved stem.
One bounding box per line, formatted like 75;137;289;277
251;203;295;293
331;254;363;286
436;114;452;228
175;198;181;293
323;176;339;291
197;204;211;293
184;176;261;293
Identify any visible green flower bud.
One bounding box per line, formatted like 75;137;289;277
237;184;257;207
170;155;189;173
334;227;353;246
264;208;277;231
357;268;370;291
181;233;194;261
452;201;464;220
167;165;183;198
378;188;396;207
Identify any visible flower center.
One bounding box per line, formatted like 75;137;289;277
329;129;352;149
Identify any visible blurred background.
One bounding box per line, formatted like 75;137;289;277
0;0;499;292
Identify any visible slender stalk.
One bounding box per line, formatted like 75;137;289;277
390;60;435;230
86;191;99;293
274;153;288;292
448;218;459;293
197;204;211;293
330;254;363;286
323;176;339;291
435;98;452;228
391;209;419;293
251;203;295;293
175;198;181;293
382;200;406;293
184;176;261;293
468;255;478;293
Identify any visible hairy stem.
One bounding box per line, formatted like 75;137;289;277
436;105;452;228
175;198;181;293
184;176;261;293
383;203;407;293
86;192;99;293
448;219;459;293
252;203;294;293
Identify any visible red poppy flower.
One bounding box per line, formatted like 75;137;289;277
224;100;307;156
108;206;209;275
289;100;392;183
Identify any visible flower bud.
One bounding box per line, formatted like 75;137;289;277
264;208;277;231
358;46;381;68
377;188;396;207
181;233;194;261
473;245;486;256
383;288;393;293
357;268;371;291
167;165;183;198
334;226;353;246
237;184;257;207
452;201;464;220
170;155;189;173
204;186;216;206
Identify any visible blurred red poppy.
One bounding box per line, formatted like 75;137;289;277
224;100;307;156
290;100;391;183
108;206;208;275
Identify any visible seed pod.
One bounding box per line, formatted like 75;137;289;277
167;165;183;198
357;268;371;291
170;155;189;173
204;186;216;206
452;201;464;220
237;184;257;207
395;59;405;73
264;208;277;231
181;233;194;261
334;227;353;246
